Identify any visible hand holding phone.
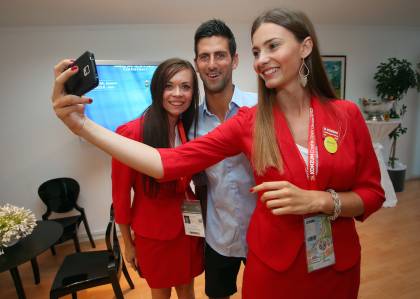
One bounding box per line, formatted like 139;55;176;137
65;51;99;96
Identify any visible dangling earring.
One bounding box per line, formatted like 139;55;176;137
299;58;310;87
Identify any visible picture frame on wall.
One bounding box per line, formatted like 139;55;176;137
321;55;347;99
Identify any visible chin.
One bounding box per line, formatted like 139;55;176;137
264;81;279;90
205;80;226;93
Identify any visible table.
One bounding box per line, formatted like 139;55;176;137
0;220;63;299
366;120;401;207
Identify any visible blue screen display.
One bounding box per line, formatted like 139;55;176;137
85;64;157;131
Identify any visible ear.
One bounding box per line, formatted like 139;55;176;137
232;53;239;70
300;37;313;59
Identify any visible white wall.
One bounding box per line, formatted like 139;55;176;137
0;23;419;237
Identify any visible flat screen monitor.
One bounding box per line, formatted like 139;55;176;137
85;61;158;132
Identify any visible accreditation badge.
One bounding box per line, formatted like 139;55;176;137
181;200;205;238
304;215;336;272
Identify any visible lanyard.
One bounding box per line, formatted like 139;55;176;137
306;107;318;190
177;121;188;144
176;121;190;193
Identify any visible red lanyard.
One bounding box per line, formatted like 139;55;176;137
177;121;187;144
176;121;189;193
306;107;318;189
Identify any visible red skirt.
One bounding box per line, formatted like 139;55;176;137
242;247;360;299
134;233;204;289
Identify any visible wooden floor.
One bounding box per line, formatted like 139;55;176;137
1;179;419;299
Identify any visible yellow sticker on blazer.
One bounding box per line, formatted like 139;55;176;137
324;136;338;154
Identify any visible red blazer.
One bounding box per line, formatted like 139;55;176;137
112;117;194;240
159;97;384;271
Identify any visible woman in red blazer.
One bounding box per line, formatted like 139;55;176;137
112;58;203;299
52;9;384;299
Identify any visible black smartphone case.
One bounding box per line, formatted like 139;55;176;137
65;51;99;96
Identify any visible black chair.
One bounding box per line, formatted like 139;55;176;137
50;205;135;299
38;177;96;255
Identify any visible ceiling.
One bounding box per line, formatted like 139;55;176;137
1;0;419;28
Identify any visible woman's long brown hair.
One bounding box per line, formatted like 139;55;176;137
251;8;336;175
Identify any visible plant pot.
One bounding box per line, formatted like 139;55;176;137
0;236;19;255
4;237;20;247
387;162;407;192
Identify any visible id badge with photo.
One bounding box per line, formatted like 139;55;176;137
304;215;336;272
181;200;205;238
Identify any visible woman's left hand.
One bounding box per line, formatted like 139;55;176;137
251;181;326;215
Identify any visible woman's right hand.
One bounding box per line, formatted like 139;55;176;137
123;240;138;271
51;59;92;135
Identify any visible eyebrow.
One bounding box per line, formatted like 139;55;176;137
198;50;228;56
167;80;192;85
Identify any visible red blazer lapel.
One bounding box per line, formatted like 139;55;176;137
270;97;343;191
312;97;341;191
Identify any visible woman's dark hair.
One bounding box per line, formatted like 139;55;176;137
251;8;336;100
142;58;199;196
194;19;237;58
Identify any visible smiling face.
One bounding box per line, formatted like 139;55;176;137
252;22;312;91
162;68;194;122
195;36;238;94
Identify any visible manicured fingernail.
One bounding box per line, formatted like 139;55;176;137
249;188;254;193
88;98;93;103
71;66;78;71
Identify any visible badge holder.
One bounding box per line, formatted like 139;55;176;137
181;192;205;238
304;214;336;272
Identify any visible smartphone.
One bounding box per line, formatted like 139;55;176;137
65;51;99;96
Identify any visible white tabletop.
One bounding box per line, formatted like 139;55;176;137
366;120;401;143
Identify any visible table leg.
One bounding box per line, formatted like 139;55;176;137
9;267;26;299
31;257;40;284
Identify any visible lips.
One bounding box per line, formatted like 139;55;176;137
207;72;220;79
261;67;279;76
168;100;185;106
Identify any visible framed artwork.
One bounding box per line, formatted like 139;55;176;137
321;55;347;99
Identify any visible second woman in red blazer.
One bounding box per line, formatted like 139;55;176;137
112;58;203;299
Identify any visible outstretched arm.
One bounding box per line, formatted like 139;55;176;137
52;59;163;178
80;119;163;178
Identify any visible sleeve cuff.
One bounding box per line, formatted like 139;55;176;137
353;188;384;222
157;148;178;182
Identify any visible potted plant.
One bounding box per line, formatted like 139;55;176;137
374;58;418;192
0;204;37;255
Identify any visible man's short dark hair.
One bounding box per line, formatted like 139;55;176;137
194;19;237;58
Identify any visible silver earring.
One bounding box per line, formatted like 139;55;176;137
299;59;310;87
